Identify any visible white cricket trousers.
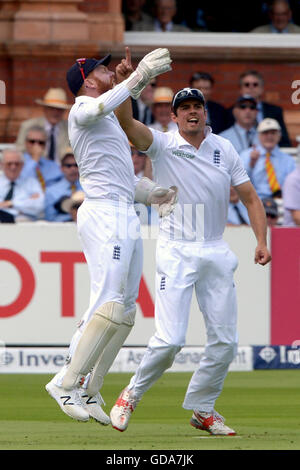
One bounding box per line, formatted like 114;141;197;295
54;199;143;387
128;237;238;413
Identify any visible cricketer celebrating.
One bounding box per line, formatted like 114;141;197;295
45;48;177;423
110;83;272;435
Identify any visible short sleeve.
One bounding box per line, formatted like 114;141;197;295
141;128;168;162
228;142;250;186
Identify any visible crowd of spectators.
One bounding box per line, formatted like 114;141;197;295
123;0;300;34
0;56;299;228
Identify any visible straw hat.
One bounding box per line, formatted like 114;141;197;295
61;191;85;213
35;88;71;110
153;87;174;104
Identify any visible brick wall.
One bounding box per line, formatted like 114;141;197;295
79;0;108;13
6;57;294;111
151;60;300;111
1;55;300;144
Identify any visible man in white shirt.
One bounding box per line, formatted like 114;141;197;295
45;48;176;425
0;147;44;222
110;86;271;436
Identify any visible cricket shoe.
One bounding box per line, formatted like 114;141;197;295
81;392;111;425
190;410;236;436
110;387;139;432
45;381;89;422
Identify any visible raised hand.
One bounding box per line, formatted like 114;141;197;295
115;46;134;83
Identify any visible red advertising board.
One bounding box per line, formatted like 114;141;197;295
271;227;300;345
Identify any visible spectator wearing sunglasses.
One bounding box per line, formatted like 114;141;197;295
44;147;82;222
15;88;71;164
21;126;63;191
0;147;44;223
227;70;290;147
220;95;259;154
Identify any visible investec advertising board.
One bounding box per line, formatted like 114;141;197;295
0;345;253;373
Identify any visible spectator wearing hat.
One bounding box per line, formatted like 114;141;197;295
0;147;44;223
21;126;63;192
60;190;85;223
227;70;290;147
189;72;228;134
240;118;295;199
219;95;259;154
262;197;279;226
227;186;250;226
282;163;300;226
15;88;71;163
150;86;177;132
44;147;82;222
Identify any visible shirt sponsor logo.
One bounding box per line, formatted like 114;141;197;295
172;150;195;159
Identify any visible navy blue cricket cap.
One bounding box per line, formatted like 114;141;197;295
172;87;205;112
235;94;257;107
66;54;111;96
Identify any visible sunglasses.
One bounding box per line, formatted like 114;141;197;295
76;58;87;80
173;88;204;107
26;139;46;146
62;163;78;168
238;104;257;110
242;82;260;87
5;161;23;167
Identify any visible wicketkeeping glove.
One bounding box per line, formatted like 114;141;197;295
135;177;178;217
123;48;172;99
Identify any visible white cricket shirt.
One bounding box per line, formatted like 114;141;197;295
146;127;250;241
68;83;136;202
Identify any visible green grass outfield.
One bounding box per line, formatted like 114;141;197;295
0;371;299;451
